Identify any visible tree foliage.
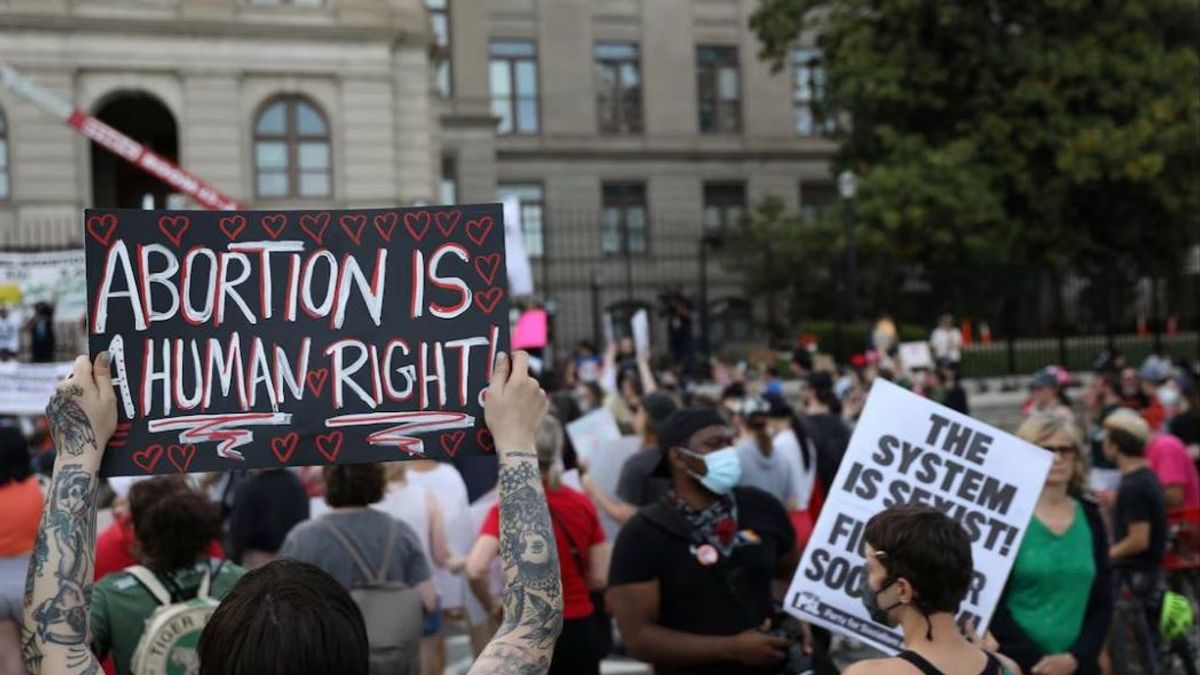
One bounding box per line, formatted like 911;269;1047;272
749;0;1200;275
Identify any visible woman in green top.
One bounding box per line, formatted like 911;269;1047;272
992;412;1112;675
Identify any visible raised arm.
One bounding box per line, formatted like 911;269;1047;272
22;353;117;675
468;351;564;675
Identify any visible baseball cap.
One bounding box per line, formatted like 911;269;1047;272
641;391;679;435
1102;408;1150;444
1029;370;1058;390
652;407;728;477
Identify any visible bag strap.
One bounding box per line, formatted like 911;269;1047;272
127;566;172;606
548;508;587;577
319;517;381;584
375;519;399;581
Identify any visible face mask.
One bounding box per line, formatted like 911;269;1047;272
860;573;903;626
1158;386;1180;408
680;446;742;495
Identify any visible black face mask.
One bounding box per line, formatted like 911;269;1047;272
860;574;903;626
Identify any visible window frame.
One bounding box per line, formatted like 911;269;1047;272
696;45;742;134
440;155;458;205
702;182;747;232
0;106;9;201
252;95;333;201
594;42;643;135
601;182;649;256
427;0;453;98
489;40;541;136
791;47;832;137
497;183;546;258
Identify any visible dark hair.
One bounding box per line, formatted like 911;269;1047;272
863;504;972;615
1106;428;1146;457
198;559;368;675
130;477;221;573
0;426;31;486
323;463;386;507
814;387;842;416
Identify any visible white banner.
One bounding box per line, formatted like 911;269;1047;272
565;408;623;461
783;379;1052;653
0;250;88;321
0;361;74;414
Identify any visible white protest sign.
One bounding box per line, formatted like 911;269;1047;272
502;196;535;297
783;379;1052;653
632;309;650;358
565;408;622;461
898;341;933;370
0;361;74;414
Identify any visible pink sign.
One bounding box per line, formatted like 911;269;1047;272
512;309;548;350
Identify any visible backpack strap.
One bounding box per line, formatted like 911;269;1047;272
319;516;385;584
126;566;172;606
375;520;399;582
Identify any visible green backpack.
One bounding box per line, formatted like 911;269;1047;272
127;565;220;675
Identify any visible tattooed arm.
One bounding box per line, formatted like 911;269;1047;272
23;353;117;675
468;352;563;675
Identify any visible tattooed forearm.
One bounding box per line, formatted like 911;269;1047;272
22;463;101;675
468;455;563;675
45;387;97;457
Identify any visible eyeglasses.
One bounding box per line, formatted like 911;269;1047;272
1041;444;1078;457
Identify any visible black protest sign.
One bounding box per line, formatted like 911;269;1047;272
85;206;508;476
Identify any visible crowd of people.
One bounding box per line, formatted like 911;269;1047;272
1;323;1199;674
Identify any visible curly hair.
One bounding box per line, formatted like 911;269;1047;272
131;477;222;573
322;463;385;508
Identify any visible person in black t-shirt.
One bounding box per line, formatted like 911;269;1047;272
607;407;810;675
1101;409;1168;575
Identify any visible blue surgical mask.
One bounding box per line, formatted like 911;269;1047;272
679;446;742;495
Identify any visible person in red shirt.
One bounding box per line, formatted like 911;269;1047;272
1;425;43;675
94;476;224;581
466;414;609;675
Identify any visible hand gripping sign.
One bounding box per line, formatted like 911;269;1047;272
783;379;1052;653
85;205;509;476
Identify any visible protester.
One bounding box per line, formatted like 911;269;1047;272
1101;408;1169;656
732;395;797;508
607;407;808;675
1025;368;1075;425
803;386;852;496
90;477;244;675
1144;431;1200;509
23;351;564;675
763;392;817;516
221;468;308;570
991;413;1111;675
376;463;460;675
1120;366;1165;431
937;364;970;415
1163;375;1200;466
0;425;40;675
929;313;962;367
1086;369;1124;469
0;306;19;361
843;504;1021;675
24;302;56;363
581;390;678;525
468;415;608;674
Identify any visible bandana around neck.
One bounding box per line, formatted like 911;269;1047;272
669;491;740;557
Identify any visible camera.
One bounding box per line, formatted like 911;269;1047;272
765;613;815;675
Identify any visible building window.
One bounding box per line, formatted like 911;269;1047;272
253;96;331;199
0;108;8;200
696;45;741;134
602;183;647;255
490;41;539;135
793;48;831;136
703;183;746;231
595;42;642;134
799;182;837;223
427;0;452;97
497;184;544;257
440;156;457;204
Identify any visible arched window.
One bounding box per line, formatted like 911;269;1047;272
253;96;330;199
0;108;10;200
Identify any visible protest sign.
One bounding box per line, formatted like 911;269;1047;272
85;205;509;476
632;308;650;358
784;379;1052;653
512;308;548;351
0;361;74;414
565;407;623;461
0;250;88;321
898;341;933;370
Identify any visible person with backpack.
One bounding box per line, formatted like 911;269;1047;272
90;476;244;675
466;414;609;675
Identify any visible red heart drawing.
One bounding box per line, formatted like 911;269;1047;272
306;368;329;396
473;253;502;285
132;444;164;473
440;431;466;458
158;215;190;247
465;216;493;246
271;433;300;463
316;432;344;462
404;211;430;241
261;214;288;239
474;287;505;314
435;210;461;237
300;213;331;245
373;213;399;242
86;214;118;245
218;214;247;241
476;428;495;453
339;214;367;245
167;444;196;473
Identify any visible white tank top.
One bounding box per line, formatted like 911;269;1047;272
375;483;431;567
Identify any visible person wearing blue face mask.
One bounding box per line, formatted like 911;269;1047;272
607;407;825;675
